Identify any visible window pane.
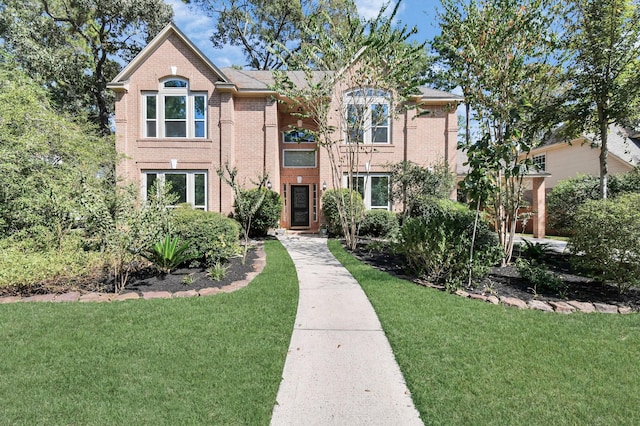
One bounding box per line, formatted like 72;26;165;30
146;173;157;199
194;173;205;206
371;176;389;208
347;104;364;143
164;80;187;88
165;96;186;119
165;121;186;137
284;130;315;143
194;121;205;138
165;174;187;204
371;104;388;126
194;96;205;119
146;120;157;137
284;150;316;167
146;96;156;119
350;176;365;200
372;127;388;143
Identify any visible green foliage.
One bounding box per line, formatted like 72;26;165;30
395;199;502;290
560;0;640;198
234;188;283;237
548;172;640;235
207;261;229;282
183;0;356;70
358;210;399;238
143;235;194;274
519;239;554;263
181;273;196;286
0;236;105;289
515;258;567;297
387;161;455;218
0;62;115;248
547;175;600;234
0;0;172;133
568;193;640;293
321;189;365;237
172;206;240;267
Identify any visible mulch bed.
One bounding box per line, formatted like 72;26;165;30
0;248;258;298
351;241;640;312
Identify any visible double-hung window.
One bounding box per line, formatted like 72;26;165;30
346;174;391;210
144;171;207;210
143;79;207;138
532;154;546;172
345;89;391;144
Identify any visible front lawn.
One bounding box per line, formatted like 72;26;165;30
329;240;640;425
0;239;298;425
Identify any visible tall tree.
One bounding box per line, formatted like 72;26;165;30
435;0;563;265
0;58;115;249
271;1;429;249
560;0;640;198
182;0;357;69
0;0;172;135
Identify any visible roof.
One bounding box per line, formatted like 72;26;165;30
107;22;229;90
540;124;640;167
108;22;462;103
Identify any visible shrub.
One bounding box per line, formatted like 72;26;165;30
172;207;240;267
547;175;600;235
516;258;566;297
395;199;502;290
321;188;365;237
359;210;399;238
568;193;640;293
143;235;195;274
233;188;282;237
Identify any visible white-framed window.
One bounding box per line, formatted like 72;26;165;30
283;149;317;168
532;154;546;171
143;78;207;139
283;129;316;143
143;171;207;210
345;89;391;144
345;174;391;210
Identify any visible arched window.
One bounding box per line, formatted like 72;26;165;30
345;89;391;144
142;78;207;138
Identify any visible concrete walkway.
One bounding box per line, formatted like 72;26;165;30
271;235;423;426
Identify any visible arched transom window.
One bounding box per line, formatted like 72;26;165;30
345;88;391;144
143;78;207;139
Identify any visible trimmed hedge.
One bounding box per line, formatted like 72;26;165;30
359;209;399;238
233;188;283;237
172;207;240;266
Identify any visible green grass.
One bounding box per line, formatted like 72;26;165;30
328;240;640;425
0;240;298;425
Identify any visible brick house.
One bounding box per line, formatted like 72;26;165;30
108;23;462;233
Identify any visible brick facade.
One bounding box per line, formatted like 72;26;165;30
109;23;461;232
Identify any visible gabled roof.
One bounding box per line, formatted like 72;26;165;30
539;124;640;167
107;22;229;91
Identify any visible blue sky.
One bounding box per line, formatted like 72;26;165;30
165;0;444;68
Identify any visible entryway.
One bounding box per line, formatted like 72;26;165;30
290;185;310;227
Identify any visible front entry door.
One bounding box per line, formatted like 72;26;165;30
290;185;310;227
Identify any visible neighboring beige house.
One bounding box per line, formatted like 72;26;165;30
529;124;640;188
107;23;462;233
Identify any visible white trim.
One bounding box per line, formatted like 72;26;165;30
344;173;391;210
283;149;317;168
143;170;207;210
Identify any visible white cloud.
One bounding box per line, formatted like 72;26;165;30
355;0;391;20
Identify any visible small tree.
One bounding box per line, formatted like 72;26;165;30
387;160;455;219
271;1;428;250
218;163;268;263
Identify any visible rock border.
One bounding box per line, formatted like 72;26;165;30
431;283;634;314
0;244;267;305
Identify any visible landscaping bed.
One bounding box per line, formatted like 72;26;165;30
352;240;640;312
0;247;258;298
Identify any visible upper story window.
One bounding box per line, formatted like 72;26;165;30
532;154;546;171
283;129;316;143
345;89;391;144
143;78;207;139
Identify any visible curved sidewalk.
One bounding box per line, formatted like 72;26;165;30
271;235;423;426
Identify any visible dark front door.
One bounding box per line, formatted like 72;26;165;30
290;185;310;227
